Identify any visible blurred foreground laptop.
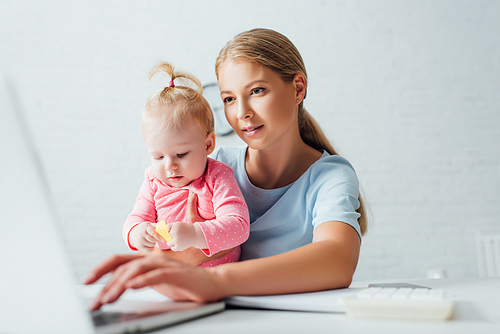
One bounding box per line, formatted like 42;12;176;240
0;77;224;334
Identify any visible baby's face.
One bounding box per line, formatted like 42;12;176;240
146;120;214;188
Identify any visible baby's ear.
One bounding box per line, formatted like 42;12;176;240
205;132;216;155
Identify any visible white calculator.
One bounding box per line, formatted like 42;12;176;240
341;286;454;321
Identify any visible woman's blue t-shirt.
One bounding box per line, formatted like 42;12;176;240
213;146;361;261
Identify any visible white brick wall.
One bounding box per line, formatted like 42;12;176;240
1;0;499;281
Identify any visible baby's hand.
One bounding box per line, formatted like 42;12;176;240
167;222;207;251
129;222;162;253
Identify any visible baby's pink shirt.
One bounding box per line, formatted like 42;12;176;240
123;158;250;257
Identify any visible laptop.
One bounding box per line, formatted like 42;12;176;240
0;76;225;334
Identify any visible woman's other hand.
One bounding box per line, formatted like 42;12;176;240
162;191;231;262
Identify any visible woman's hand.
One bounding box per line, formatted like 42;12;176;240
156;246;235;266
161;191;231;263
83;252;227;311
185;191;203;224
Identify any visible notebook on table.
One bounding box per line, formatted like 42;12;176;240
0;76;224;334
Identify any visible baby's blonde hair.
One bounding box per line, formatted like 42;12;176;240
142;62;214;140
216;28;368;235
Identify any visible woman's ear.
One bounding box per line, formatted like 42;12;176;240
205;132;216;155
293;73;306;103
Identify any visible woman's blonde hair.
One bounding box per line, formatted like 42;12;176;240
142;62;214;140
215;28;368;235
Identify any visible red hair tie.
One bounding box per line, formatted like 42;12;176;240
168;80;175;87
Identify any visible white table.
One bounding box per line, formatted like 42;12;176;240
157;278;500;334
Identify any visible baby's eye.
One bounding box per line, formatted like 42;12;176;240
177;152;189;158
223;96;234;104
153;156;164;160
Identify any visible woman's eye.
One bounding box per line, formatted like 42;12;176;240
252;87;264;95
223;96;234;104
177;152;188;158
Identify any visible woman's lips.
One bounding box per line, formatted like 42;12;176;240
241;125;263;136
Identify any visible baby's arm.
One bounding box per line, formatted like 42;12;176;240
124;168;159;251
195;161;250;256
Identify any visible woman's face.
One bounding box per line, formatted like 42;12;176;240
218;59;299;151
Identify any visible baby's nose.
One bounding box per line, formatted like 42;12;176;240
164;158;178;171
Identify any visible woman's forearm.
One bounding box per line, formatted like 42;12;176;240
85;223;361;309
212;226;360;297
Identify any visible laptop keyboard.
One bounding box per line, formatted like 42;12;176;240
91;311;143;326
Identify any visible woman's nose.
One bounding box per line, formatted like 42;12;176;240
237;100;254;120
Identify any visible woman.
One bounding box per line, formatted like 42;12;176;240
85;28;367;310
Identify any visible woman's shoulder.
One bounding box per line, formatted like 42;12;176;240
211;145;246;168
307;152;358;185
311;152;355;171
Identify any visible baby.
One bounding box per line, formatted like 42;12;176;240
123;62;250;266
